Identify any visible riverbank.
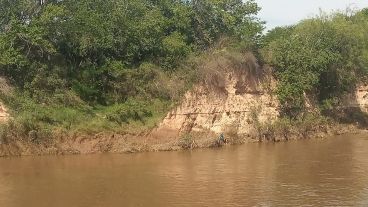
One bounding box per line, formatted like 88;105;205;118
0;122;365;157
0;53;367;157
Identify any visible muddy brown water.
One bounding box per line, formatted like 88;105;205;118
1;134;368;207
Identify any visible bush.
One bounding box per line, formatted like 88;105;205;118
105;100;152;125
178;133;197;149
262;11;368;118
224;125;242;144
254;114;330;141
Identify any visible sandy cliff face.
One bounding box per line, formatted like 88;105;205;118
156;83;368;138
0;104;9;122
340;84;368;113
356;85;368;112
155;70;279;138
0;78;11;122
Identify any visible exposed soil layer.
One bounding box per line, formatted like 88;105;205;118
1;56;368;157
0;124;364;157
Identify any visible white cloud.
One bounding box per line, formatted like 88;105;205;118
256;0;368;30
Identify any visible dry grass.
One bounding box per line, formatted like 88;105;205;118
193;46;267;97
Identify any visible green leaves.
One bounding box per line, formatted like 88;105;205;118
160;32;191;69
263;10;368;118
191;0;262;48
105;100;152;124
0;0;263;105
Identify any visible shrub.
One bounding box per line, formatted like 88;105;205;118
253;113;330;141
263;11;368;118
105;100;152;125
178;133;197;149
224;125;242;144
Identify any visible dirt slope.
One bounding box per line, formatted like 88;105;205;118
153;53;279;139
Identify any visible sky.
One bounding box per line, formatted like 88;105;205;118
256;0;368;31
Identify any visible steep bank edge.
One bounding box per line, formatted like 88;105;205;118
0;76;368;157
151;70;279;140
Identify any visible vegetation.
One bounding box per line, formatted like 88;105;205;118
262;9;368;118
252;112;330;142
0;0;368;144
0;0;263;139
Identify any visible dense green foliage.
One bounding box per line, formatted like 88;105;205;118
0;0;262;104
263;10;368;117
0;0;263;137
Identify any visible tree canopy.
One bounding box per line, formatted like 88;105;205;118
0;0;263;105
262;10;368;117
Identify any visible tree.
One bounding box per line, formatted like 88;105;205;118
263;10;368;117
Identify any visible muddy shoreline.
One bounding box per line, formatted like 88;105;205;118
0;124;365;157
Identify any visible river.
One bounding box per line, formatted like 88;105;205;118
1;134;368;206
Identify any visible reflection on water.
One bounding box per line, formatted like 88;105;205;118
1;134;368;206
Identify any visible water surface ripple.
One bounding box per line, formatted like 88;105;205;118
1;134;368;206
